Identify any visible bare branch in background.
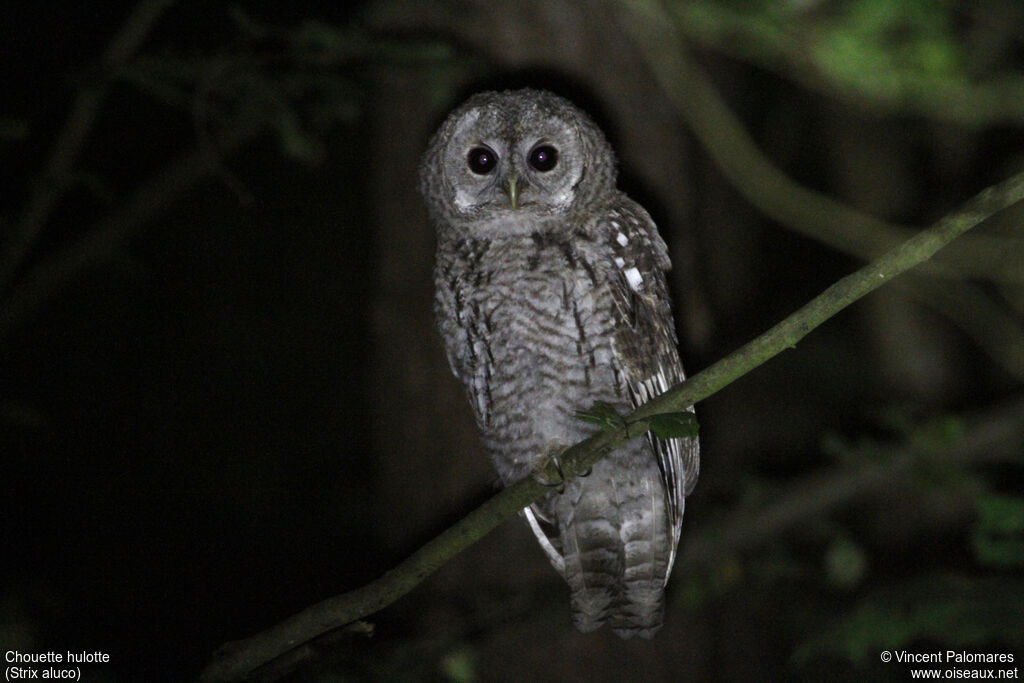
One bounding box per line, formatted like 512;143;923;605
620;0;1024;284
671;2;1024;127
620;0;1024;378
679;395;1024;570
0;120;264;345
0;0;177;295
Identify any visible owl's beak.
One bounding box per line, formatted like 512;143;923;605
504;173;520;210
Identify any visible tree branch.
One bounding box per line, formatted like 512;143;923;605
196;162;1024;681
671;2;1024;128
0;0;176;295
678;395;1024;570
630;168;1024;421
0;120;264;346
620;0;1024;379
619;0;1024;285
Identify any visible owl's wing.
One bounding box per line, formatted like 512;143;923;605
434;254;494;428
436;248;569;573
598;196;699;583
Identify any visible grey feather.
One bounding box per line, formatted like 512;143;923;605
421;89;699;638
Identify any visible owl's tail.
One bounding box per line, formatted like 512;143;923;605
558;480;621;633
608;468;671;639
557;462;671;637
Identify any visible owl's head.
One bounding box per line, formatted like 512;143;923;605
419;89;617;230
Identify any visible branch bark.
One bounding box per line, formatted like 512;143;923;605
196;164;1024;682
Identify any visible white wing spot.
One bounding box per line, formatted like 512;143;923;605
616;232;629;246
611;220;621;229
614;256;626;268
624;267;643;292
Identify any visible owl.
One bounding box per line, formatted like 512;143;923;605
419;89;699;638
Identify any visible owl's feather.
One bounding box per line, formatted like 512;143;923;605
423;89;699;638
596;197;699;581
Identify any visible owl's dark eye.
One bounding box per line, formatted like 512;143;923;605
528;144;558;172
467;146;498;175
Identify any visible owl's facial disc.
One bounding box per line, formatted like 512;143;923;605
446;107;584;216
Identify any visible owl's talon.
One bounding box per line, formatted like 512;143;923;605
538;476;565;494
533;445;567;493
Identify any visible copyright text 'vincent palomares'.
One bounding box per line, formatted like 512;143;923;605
879;650;1018;680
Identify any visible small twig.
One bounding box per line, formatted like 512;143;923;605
630;169;1024;421
0;0;176;295
247;622;374;683
621;0;1024;378
619;0;1024;285
196;164;1024;682
679;395;1024;569
0;121;263;345
671;2;1024;128
911;276;1024;379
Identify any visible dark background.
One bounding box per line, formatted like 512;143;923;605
2;1;1022;681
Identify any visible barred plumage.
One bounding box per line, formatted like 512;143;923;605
420;89;699;638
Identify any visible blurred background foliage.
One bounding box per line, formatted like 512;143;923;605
1;0;1022;681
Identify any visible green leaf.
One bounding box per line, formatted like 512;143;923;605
825;535;868;588
576;401;625;432
439;646;476;683
793;575;1024;665
649;411;699;439
972;493;1024;567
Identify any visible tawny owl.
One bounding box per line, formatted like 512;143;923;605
419;88;699;638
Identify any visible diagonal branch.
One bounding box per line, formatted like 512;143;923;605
678;395;1024;571
670;2;1024;128
620;0;1024;379
0;0;176;295
0;120;264;346
196;164;1024;682
630;169;1024;420
619;0;1024;285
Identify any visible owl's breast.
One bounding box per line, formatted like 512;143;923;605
467;234;626;426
